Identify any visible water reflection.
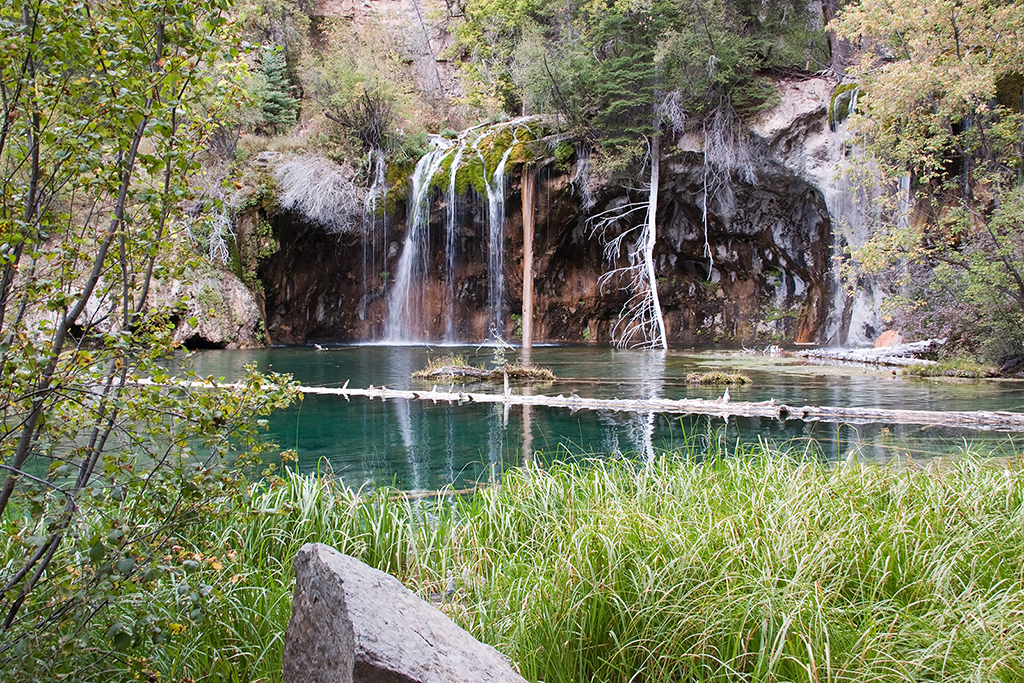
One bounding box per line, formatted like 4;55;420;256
185;345;1024;490
593;349;666;462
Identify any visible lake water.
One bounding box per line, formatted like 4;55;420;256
187;345;1024;491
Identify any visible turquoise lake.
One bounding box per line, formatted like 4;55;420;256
187;345;1024;491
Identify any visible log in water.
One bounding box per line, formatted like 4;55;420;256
302;382;1024;432
136;378;1024;432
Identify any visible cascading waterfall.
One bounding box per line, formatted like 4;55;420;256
482;139;517;341
444;142;465;342
359;149;388;338
823;87;890;346
384;123;522;343
385;139;450;342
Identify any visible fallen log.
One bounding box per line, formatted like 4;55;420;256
134;378;1024;433
801;339;946;367
296;384;1024;432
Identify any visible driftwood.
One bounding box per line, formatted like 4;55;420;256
801;339;945;367
135;378;1024;433
305;384;1024;432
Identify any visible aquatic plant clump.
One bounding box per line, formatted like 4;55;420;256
904;360;999;379
686;371;752;385
412;355;555;382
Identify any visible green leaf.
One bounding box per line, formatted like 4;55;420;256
89;542;107;562
112;630;133;651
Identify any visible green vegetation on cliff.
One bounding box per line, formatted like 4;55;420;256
456;0;826;171
836;0;1024;362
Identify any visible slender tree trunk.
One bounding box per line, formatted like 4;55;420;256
0;14;163;557
645;135;667;349
522;387;533;464
521;165;535;357
0;6;39;336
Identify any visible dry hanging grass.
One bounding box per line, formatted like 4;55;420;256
274;155;363;234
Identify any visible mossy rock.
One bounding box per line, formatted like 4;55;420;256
554;140;575;172
457;155;489;196
830;83;861;131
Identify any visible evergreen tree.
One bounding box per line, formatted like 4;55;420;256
261;47;300;132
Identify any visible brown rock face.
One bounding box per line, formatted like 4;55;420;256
255;153;833;346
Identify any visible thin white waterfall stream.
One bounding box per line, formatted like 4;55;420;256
483;141;516;341
385;140;450;342
360;150;388;337
444;143;465;342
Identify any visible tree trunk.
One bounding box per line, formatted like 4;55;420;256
645;135;668;349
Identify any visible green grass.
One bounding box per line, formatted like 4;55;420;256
14;443;1024;682
411;353;475;376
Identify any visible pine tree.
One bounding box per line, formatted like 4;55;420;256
261;48;299;133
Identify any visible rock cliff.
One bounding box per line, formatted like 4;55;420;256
250;74;881;346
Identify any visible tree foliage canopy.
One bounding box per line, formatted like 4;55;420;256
835;0;1024;360
457;0;826;158
0;0;297;675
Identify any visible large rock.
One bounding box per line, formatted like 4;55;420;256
150;269;264;349
283;543;527;683
873;329;903;348
14;264;263;349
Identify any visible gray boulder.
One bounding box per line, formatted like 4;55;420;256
283;543;527;683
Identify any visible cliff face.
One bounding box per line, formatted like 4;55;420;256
254;75;874;347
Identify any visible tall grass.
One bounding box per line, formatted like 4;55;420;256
97;446;1024;682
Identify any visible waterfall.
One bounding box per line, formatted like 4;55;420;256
823;111;888;347
384;123;521;343
482;141;516;341
359;150;387;338
444;143;465;342
385;139;450;342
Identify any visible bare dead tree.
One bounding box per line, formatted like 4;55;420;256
591;135;667;349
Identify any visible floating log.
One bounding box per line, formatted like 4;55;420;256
801;339;946;367
295;384;1024;432
134;379;1024;433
